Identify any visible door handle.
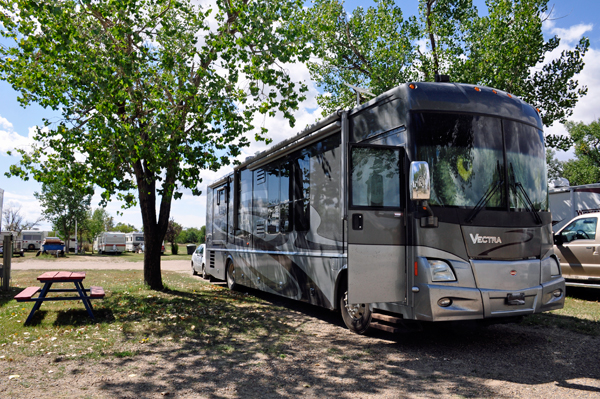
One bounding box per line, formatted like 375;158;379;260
352;214;363;230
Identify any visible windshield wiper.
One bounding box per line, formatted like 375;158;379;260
508;163;542;225
466;161;503;223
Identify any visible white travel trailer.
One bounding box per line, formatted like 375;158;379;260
125;232;144;252
549;182;600;232
0;231;24;257
21;230;49;251
97;232;126;254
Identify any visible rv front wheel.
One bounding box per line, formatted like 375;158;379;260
226;261;238;291
340;290;372;334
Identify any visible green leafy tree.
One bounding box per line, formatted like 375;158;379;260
552;119;600;185
302;0;588;126
114;222;137;234
546;148;564;183
165;218;183;255
82;208;112;253
199;225;206;244
34;182;92;246
1;0;311;289
177;226;206;243
562;157;600;186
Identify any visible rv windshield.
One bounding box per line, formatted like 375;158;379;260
413;112;547;211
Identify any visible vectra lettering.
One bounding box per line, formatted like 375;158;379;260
470;233;502;244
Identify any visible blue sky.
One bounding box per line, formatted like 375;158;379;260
1;0;600;232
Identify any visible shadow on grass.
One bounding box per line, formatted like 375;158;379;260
54;308;116;326
7;273;600;398
95;306;600;399
566;285;600;302
522;311;600;335
0;287;24;307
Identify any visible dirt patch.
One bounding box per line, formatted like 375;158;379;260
2;259;600;398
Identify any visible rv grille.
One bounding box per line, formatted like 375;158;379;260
209;251;215;268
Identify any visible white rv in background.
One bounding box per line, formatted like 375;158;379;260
125;232;144;252
21;230;49;251
549;181;600;231
97;232;126;254
0;231;24;256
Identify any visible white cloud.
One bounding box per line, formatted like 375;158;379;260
2;195;47;230
0;116;13;130
0;117;39;155
548;23;593;44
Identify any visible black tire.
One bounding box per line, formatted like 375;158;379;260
201;264;207;280
340;286;372;334
191;261;198;276
226;261;238;290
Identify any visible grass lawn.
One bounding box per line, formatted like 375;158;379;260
0;270;295;362
0;271;599;364
522;286;600;335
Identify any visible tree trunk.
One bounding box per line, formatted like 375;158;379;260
143;227;163;290
135;159;173;291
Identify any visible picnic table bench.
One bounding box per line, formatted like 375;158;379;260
14;271;105;324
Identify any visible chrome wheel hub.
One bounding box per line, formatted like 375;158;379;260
344;292;366;320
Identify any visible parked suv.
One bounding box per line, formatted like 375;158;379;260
553;212;600;283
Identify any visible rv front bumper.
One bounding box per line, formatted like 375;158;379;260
413;277;565;322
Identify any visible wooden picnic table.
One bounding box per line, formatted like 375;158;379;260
14;271;105;324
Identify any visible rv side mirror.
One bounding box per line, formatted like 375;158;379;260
410;161;431;201
553;234;564;246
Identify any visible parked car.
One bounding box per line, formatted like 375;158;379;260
553;212;600;284
191;244;206;279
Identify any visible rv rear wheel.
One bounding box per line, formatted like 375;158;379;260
340;290;372;334
226;261;238;291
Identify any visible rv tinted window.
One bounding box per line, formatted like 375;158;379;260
351;146;401;208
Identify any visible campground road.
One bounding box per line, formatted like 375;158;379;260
9;255;191;272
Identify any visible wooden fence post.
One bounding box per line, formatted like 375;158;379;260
2;234;12;291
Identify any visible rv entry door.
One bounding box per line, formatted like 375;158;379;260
347;144;407;304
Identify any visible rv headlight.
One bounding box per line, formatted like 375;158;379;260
428;259;457;282
542;256;561;277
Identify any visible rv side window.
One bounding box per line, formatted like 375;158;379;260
560;217;597;242
350;146;401;208
292;154;310;232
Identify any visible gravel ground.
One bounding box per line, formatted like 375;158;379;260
2;257;600;398
9;255;190;272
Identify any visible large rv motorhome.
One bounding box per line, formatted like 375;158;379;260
125;232;145;252
97;232;126;254
205;82;565;334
